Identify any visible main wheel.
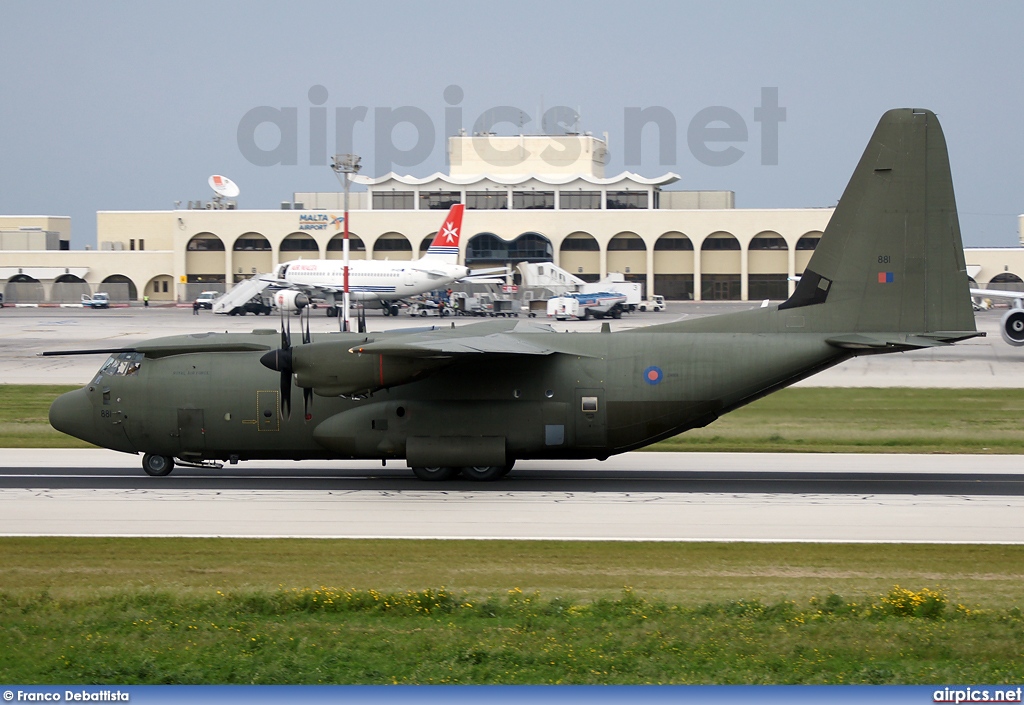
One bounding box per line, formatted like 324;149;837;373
460;465;506;482
412;466;459;481
142;453;174;477
390;305;400;317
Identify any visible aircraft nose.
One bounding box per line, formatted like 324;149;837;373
49;388;94;441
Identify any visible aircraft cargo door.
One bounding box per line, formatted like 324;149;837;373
574;388;606;448
177;408;205;453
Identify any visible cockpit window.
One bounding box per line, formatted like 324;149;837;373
100;352;143;377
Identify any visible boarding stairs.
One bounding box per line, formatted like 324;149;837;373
212;275;274;314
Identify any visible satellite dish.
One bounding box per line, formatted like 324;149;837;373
208;175;240;198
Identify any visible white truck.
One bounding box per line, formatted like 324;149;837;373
547;291;628;320
580;273;642;312
81;292;110;309
637;295;666;312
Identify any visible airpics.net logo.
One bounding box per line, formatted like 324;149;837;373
236;85;786;175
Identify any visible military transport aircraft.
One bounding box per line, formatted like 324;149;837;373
47;109;981;481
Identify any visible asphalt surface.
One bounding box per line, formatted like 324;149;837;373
2;451;1021;542
4;306;1023;541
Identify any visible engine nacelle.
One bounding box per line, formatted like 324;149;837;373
1001;308;1024;346
290;340;449;396
274;290;309;312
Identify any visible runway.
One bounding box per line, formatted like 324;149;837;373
2;449;1021;543
5;306;1024;543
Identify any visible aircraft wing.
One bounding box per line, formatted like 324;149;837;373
351;319;566;357
971;288;1024;303
408;265;452;279
459;267;509;282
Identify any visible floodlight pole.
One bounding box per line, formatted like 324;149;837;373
331;154;361;332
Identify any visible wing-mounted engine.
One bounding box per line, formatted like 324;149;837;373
1001;308;1024;346
281;340;451;397
274;289;309;312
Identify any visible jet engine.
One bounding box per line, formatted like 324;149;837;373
1001;308;1024;346
274;290;309;312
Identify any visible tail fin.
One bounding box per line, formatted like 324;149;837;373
780;108;976;336
422;204;464;264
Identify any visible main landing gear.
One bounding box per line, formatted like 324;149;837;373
410;464;514;482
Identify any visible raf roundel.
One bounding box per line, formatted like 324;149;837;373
643;366;663;385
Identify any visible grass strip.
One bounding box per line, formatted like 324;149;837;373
0;384;89;447
1;536;1022;684
1;584;1021;684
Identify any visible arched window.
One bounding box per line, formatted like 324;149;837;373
187;234;225;251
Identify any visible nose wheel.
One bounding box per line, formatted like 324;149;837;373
142;453;175;476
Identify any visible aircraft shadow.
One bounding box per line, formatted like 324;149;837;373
4;468;1024;496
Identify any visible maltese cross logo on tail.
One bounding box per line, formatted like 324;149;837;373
441;222;458;243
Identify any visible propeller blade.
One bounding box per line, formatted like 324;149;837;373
302;305;311;345
303;387;313;420
280;368;291;419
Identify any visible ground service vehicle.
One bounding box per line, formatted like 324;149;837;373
81;293;110;309
638;296;666;312
194;291;220;310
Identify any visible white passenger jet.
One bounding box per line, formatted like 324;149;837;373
269;204;497;316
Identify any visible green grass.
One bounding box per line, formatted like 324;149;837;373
650;387;1024;454
0;384;90;447
0;539;1022;684
14;385;1024;453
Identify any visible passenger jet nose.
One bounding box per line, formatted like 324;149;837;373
49;388;94;442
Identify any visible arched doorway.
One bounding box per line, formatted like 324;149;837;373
145;275;174;301
466;232;553;271
279;232;321;263
52;274;90;303
102;275;138;302
795;231;822;273
654;232;694;300
186;233;226;292
232;233;272;281
700;232;741;300
326;233;366;260
558;232;599;282
607;232;647;284
418;234;435;258
4;274;44;304
466;233;507;265
372;232;413;260
747;231;789;300
987;272;1024;294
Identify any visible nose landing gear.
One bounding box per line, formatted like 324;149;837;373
142;453;174;476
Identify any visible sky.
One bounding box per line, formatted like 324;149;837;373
1;0;1022;249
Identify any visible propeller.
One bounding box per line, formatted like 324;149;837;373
278;302;293;418
259;291;310;420
302;305;313;420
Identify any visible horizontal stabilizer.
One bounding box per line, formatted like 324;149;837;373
825;330;983;350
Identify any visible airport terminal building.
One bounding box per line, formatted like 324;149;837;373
3;133;1024;304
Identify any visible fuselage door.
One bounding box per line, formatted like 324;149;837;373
257;390;280;432
574;388;606;448
177;408;205;452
